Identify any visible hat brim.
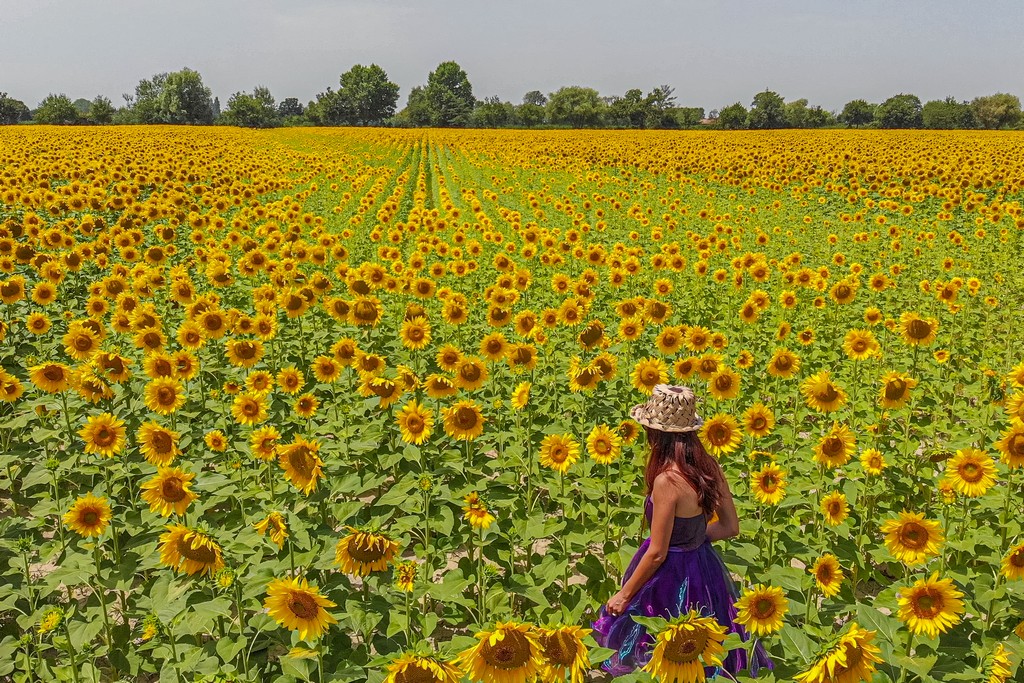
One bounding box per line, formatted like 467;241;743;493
629;404;704;433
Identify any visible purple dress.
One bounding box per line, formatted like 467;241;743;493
592;495;773;678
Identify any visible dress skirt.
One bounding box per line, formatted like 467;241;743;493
592;537;773;678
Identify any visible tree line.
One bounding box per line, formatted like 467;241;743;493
2;61;1022;130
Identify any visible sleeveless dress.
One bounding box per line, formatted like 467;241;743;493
592;495;773;678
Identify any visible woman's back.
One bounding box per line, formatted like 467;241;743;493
643;495;707;550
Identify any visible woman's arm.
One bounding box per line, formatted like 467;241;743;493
705;465;740;542
605;475;680;615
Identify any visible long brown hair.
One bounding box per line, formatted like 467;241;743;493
643;426;721;516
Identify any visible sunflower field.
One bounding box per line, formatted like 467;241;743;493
0;126;1023;683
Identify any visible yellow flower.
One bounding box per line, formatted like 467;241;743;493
394;561;417;592
443;400;486;441
707;366;741;401
254;511;289;549
383;653;461;683
698;413;742;458
263;576;337;641
144;377;186;415
158;525;224;576
231;392;268;425
813;422;856;468
396;400;434;445
632;357;668;395
400;316;432;350
463;491;497;530
881;511;943;565
810;554;844;597
511;381;531;410
742;402;775;438
942;448;997;497
539;433;580;473
278;436;323;495
1000;543;1024;581
63;494;112;537
79;412;126;457
140;467;197;517
586;424;622;465
734;584;788;636
456;621;542;683
899;311;939;346
751;462;786;505
802;371;847;413
995;423;1024;468
859;448;886;475
335;526;399;576
794;621;881;683
820;492;849;526
896;572;964;637
535;625;591;683
766;348;800;379
878;371;917;409
29;362;73;393
137;421;180;466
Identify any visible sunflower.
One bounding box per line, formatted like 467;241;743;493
999;543;1024;581
278;436;323;495
707;366;740;401
158;525;225;576
751;462;786;505
511;381;531;410
896;572;964;637
254;511;289;549
842;329;878;361
694;353;722;381
264;576;337;641
1005;392;1024;424
995;423;1024;468
859;448;887;475
79;412;126;457
539;433;580;473
26;312;51;335
878;371;917;409
820;492;849;526
137;421;180;466
144;377;186;415
567;358;601;393
251;426;281;461
0;372;24;403
810;554;844;597
205;430;228;452
643;610;726;683
881;512;944;565
742;403;775;438
985;644;1013;683
443;400;485;440
899;312;939;346
943;448;997;497
801;371;847;413
63;323;100;361
95;352;132;383
397;400;434;445
140;467;197;517
586;424;622;465
655;326;684;355
29;362;72;393
312;355;341;383
632;357;668;395
425;374;458;399
698;413;742;458
231;392;268;426
394;561;417;592
277;367;305;395
507;344;537;372
224;340;264;369
767;348;800;379
481;331;510;360
454;357;489;391
794;621;882;683
294;393;319;419
463;491;496;530
814;423;856;468
384;652;462;683
335;526;400;576
535;625;591;683
400;317;432;350
436;345;463;372
734;584;788;636
63;494;112;537
456;621;542;683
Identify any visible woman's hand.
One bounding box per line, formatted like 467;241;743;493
605;590;630;617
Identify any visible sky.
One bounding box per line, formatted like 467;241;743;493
2;0;1023;113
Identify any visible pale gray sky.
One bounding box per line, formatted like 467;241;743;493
2;0;1022;112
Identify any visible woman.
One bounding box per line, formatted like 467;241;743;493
592;384;772;678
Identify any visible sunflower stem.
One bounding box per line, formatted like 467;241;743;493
897;630;914;683
92;542;113;654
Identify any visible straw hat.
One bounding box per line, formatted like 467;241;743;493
629;384;704;433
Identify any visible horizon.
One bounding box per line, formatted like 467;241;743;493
2;0;1023;113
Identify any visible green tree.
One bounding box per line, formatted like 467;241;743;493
34;94;79;125
804;105;836;128
785;99;810;128
748;89;787;129
546;86;605;128
0;93;30;124
672;106;705;128
644;85;677;128
222;86;279;128
127;68;214;124
336;64;400;125
717;102;748;129
875;94;923;129
89;96;115;124
472;96;515;128
278;98;304;119
516;102;546;127
423;61;475;127
522;90;547;107
970;93;1022;130
607;88;647;128
839;99;876;127
922;97;976;129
